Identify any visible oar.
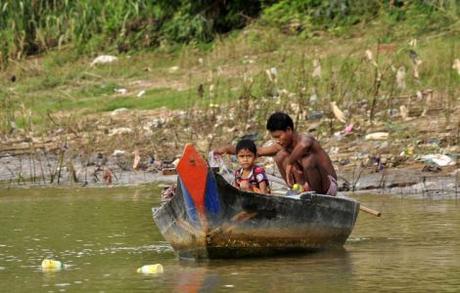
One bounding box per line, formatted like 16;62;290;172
359;205;381;217
266;174;382;217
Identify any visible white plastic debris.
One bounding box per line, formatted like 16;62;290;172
137;264;164;274
108;127;133;136
453;59;460;75
365;49;378;66
112;150;126;156
114;88;127;94
330;101;346;123
172;158;180;168
110;108;129;116
412;56;422;79
396;66;406;89
90;55;118;67
137;90;146;97
312;59;321;78
400;105;409;120
365;132;389;140
148;118;165;128
168;66;179;73
365;49;373;61
266;67;278;83
132;150;141;170
41;259;64;272
421;154;455;167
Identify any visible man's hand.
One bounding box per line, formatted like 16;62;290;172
213;146;228;156
285;163;304;187
285;163;294;187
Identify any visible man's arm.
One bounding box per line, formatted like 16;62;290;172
285;136;314;186
213;144;236;155
286;136;314;165
214;143;281;156
256;144;282;157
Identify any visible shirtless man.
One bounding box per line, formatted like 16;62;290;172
214;112;337;196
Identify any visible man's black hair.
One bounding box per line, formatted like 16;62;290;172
266;112;294;131
236;139;257;155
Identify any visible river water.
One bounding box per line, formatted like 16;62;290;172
0;187;459;292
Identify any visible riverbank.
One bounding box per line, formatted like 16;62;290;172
1;92;459;196
1;104;459;197
1;147;458;199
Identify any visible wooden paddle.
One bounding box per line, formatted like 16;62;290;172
359;205;381;217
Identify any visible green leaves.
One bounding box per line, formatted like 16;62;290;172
0;0;458;68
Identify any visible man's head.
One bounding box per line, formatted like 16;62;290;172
266;112;294;148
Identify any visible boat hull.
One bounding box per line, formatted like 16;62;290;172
153;171;360;259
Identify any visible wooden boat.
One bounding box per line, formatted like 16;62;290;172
152;144;360;259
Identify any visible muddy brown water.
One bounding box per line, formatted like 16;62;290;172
0;187;459;292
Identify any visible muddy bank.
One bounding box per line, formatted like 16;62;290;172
1;102;459;198
340;168;459;198
1;152;458;199
0;151;177;187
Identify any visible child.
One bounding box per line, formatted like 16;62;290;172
233;139;270;194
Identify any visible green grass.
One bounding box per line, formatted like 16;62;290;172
0;16;459;135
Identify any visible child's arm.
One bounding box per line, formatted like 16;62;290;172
233;169;239;189
254;166;271;194
258;180;269;194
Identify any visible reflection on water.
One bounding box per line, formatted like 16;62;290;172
0;188;459;292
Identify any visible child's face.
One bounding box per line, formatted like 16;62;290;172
237;149;256;170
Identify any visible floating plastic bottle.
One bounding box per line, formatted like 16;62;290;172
41;259;64;272
137;264;164;274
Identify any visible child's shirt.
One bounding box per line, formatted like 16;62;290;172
234;165;270;193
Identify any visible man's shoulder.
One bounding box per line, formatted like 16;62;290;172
296;133;318;147
299;133;316;141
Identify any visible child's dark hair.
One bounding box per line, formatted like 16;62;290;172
266;112;294;131
236;139;257;155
